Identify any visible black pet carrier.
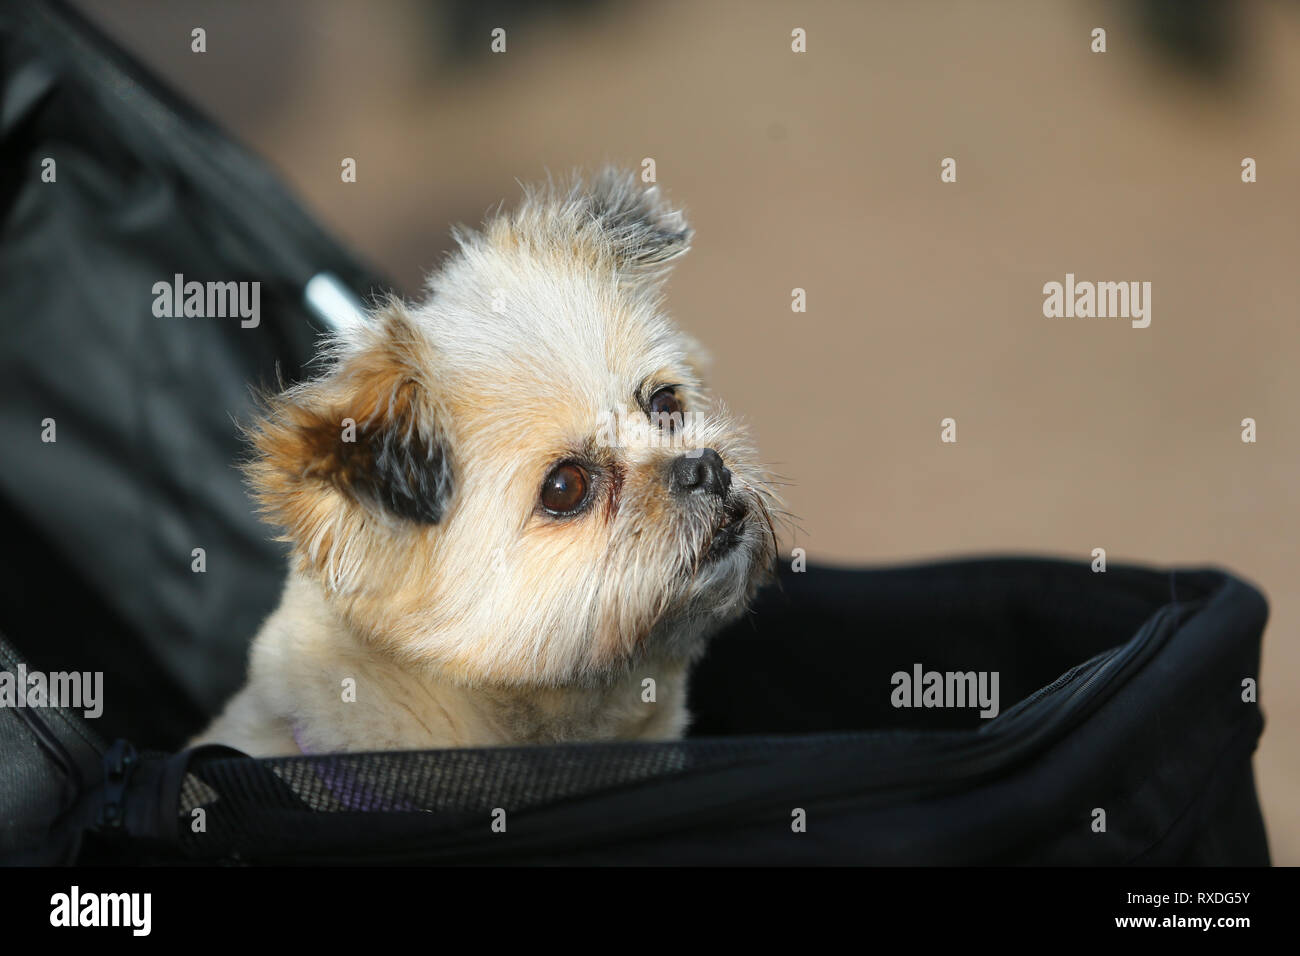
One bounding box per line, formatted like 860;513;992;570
0;0;1271;865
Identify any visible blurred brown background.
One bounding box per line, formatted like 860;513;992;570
73;0;1298;862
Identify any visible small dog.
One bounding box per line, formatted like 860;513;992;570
193;170;780;756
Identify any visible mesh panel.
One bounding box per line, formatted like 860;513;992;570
190;745;691;814
176;737;839;861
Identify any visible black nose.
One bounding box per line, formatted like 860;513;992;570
670;448;731;498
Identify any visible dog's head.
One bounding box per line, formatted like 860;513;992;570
248;169;780;685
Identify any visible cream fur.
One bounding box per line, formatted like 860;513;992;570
193;574;690;755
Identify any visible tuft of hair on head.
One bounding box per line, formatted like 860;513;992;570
470;167;693;290
578;166;692;270
242;300;453;589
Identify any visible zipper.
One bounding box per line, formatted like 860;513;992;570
96;739;139;831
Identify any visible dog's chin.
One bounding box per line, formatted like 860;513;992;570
643;520;761;660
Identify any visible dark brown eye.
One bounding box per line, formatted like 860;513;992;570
648;387;683;429
540;462;589;514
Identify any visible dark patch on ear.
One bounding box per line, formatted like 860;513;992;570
585;168;692;270
363;415;453;524
295;380;453;525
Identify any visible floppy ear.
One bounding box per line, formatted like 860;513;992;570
584;167;692;274
245;302;453;585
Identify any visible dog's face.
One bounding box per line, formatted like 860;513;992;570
249;171;780;685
